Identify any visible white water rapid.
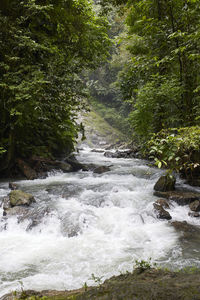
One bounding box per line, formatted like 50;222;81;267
0;147;200;297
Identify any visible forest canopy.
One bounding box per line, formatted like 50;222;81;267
0;0;110;175
1;0;200;178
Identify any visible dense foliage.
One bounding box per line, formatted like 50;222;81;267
86;7;131;136
90;0;200;142
1;0;200;178
91;0;200;181
0;0;110;174
115;0;200;142
147;126;200;177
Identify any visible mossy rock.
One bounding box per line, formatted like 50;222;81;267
9;190;35;207
154;175;176;192
153;203;172;220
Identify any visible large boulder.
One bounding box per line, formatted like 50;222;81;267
30;156;74;176
189;200;200;212
16;158;37;180
54;161;73;172
171;221;200;237
154;191;200;206
153;203;172;220
154;175;176;192
8;190;35;207
64;155;87;171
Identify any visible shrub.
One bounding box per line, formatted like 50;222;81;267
147;126;200;177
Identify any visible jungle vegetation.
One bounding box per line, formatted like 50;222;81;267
0;0;110;175
1;0;200;177
91;0;200;177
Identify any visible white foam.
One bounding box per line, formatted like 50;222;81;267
0;147;198;296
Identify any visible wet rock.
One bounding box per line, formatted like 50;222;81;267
104;149;137;159
30;156;74;175
105;141;122;150
154;175;176;192
30;156;54;174
22;206;50;230
54;161;73;172
16;158;37;180
154;191;200;206
5;206;29;217
104;151;115;158
153;203;172;220
171;221;200;233
155;199;170;209
37;172;48;179
120;149;138;158
93;165;111;174
3;205;50;230
188;212;200;218
78;163;99;172
64;155;85;171
189;200;200;212
8;182;18;190
91;149;105;153
171;221;200;246
9;190;35;207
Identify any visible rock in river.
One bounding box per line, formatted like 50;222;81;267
188;212;200;218
8;182;18;190
155;198;170;209
3;205;50;230
64;155;86;171
171;221;200;236
104;149;137;159
189;200;200;212
154;191;200;206
153;203;172;220
9;190;35;207
154;175;176;192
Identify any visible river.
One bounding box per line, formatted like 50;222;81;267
0;147;200;297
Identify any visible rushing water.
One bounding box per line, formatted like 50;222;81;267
0;147;200;297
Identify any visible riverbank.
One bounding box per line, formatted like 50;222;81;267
3;267;200;300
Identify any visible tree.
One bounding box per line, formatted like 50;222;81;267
0;0;111;175
112;0;200;142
